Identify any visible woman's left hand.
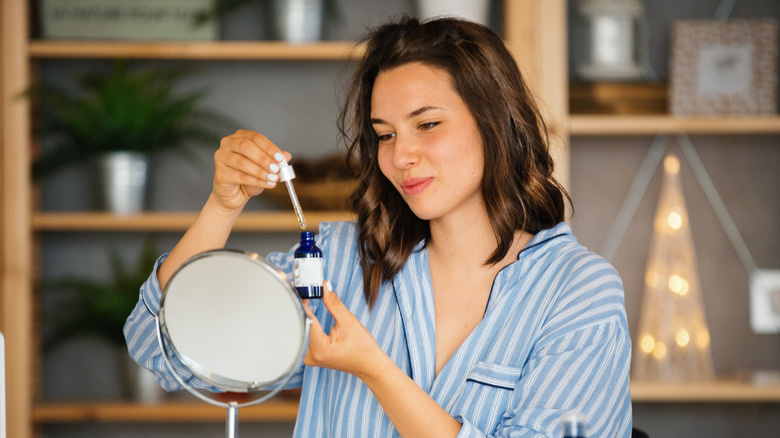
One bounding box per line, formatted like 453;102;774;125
303;281;463;438
303;281;388;380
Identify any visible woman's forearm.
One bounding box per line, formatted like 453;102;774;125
157;193;244;289
360;356;463;438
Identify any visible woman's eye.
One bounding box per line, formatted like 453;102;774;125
419;121;439;130
377;133;396;142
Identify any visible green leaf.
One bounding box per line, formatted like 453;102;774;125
27;60;239;180
40;237;161;348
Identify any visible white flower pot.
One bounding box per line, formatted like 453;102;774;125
123;355;165;403
95;152;150;215
273;0;324;44
416;0;491;25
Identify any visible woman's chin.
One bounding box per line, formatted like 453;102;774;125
405;202;440;222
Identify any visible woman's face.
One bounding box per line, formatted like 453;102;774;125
371;62;485;224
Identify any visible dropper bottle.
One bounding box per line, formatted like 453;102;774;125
294;231;323;299
276;157;306;229
561;412;586;438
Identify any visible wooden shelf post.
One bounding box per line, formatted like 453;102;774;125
1;1;34;437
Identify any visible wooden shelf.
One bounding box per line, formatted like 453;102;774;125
33;399;299;423
631;380;780;403
569;115;780;136
32;211;355;232
31;380;780;424
29;40;364;60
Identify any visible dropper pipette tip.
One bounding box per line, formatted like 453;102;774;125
284;180;307;230
278;157;307;229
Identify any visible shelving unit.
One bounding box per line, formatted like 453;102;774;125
569;114;780;136
29;40;365;60
630;380;780;404
30;378;780;425
34;399;300;423
2;1;779;437
32;211;355;232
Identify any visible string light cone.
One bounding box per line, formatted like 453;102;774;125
632;154;715;382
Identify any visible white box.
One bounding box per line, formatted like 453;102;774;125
40;0;218;41
750;269;780;334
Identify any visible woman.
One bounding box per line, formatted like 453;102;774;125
125;16;632;437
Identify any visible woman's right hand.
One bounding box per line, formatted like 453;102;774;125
212;129;291;212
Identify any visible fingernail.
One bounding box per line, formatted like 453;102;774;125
325;280;332;292
267;173;279;182
274;152;285;162
269;163;280;173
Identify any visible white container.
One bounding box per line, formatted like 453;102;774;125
40;0;217;41
273;0;325;44
95;152;150;215
573;0;648;81
416;0;491;25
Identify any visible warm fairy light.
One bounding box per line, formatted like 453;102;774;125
640;335;656;353
652;342;667;360
633;153;715;382
664;155;680;174
668;274;689;295
696;330;711;349
676;329;690;347
667;211;683;230
645;270;662;288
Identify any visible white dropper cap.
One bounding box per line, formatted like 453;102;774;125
278;157;296;182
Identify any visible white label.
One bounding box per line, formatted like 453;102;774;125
294;258;323;288
41;0;217;41
697;44;753;96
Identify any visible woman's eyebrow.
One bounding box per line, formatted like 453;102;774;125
370;106;444;125
408;105;443;118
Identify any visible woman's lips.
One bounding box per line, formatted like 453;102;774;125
401;177;433;196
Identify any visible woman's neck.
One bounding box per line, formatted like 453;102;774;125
428;208;517;269
427;210;529;271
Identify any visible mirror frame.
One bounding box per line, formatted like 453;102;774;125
155;249;310;408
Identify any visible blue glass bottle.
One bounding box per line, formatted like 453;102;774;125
294;231;323;299
561;412;586;438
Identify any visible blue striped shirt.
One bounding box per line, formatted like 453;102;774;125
124;221;632;437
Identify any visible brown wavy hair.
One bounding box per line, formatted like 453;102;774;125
338;16;569;308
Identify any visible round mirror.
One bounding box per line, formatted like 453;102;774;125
155;249;309;437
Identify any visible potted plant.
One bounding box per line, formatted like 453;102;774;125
41;238;164;401
29;60;236;214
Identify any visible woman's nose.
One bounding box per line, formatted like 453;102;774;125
393;135;420;169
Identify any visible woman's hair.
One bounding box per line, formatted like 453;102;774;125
338;15;569;308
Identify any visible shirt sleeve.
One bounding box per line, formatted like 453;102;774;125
123;253;226;392
453;318;632;438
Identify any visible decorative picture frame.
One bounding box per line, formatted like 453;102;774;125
669;19;778;116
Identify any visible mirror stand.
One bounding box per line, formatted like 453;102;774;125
154;316;295;438
227;402;238;438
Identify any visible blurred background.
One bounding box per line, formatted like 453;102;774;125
2;0;779;437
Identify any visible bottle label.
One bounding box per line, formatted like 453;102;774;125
294;258;323;288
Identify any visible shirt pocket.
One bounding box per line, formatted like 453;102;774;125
466;361;524;389
455;362;524;431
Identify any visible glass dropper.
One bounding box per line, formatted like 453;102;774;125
277;158;307;229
